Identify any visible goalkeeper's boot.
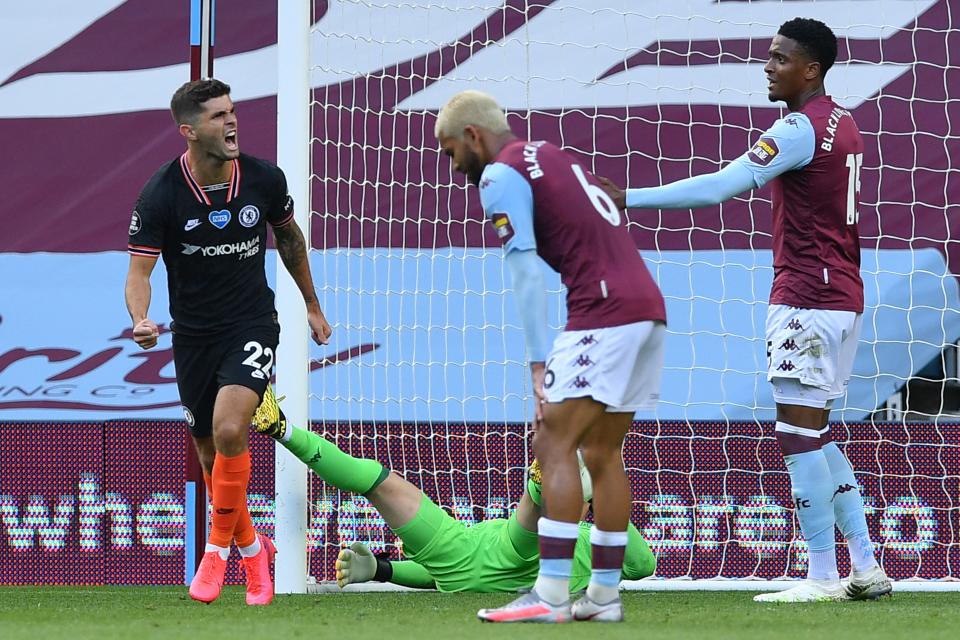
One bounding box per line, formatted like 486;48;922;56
252;385;288;440
189;549;228;603
335;541;377;589
477;590;572;623
242;535;276;606
753;579;848;603
845;565;892;600
571;595;624;622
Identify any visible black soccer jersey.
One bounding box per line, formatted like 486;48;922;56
127;152;295;336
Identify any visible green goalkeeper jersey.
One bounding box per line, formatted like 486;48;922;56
391;495;656;593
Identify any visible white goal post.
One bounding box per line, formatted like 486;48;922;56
274;0;311;595
276;1;960;594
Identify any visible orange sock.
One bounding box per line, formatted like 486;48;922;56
208;450;251;548
204;469;257;548
202;470;213;497
234;506;257;548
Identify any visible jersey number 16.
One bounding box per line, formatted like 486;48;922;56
845;153;863;225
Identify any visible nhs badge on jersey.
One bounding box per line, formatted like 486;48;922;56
747;137;779;166
209;209;231;229
238;205;260;228
490;213;514;243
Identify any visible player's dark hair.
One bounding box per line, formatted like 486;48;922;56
170;79;232;125
778;18;837;78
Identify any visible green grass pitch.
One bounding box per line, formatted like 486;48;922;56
1;587;958;640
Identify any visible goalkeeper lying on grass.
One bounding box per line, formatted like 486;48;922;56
253;387;655;592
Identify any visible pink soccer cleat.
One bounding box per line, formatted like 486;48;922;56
242;535;277;606
477;590;572;623
189;550;228;603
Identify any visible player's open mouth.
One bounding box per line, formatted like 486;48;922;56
225;131;238;150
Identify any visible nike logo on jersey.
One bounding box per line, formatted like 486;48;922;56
184;219;202;231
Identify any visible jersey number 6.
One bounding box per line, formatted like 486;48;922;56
571;164;621;226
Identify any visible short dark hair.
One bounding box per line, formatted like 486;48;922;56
170;79;231;125
778;18;838;78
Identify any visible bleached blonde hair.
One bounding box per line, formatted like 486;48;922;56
434;90;511;140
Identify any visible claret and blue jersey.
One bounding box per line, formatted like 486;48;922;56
626;95;864;313
478;140;666;332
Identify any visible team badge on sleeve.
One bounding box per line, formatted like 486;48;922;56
747;137;780;166
491;213;515;243
128;210;141;235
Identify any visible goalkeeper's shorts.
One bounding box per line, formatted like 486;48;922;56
391;494;539;593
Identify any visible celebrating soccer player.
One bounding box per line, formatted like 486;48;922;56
123;79;332;605
251;387;656;594
433;91;666;622
600;18;890;603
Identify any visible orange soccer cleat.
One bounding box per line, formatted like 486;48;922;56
189;550;228;603
242;535;277;606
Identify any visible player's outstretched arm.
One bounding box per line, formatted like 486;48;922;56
599;162;757;211
273;221;332;345
601;113;816;212
124;254;160;350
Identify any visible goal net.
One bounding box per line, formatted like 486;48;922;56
274;0;960;590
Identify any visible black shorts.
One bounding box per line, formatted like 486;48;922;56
172;321;280;438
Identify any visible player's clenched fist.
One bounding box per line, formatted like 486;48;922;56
308;308;332;345
132;318;159;350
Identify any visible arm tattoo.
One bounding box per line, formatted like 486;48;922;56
274;223;318;305
274;223;306;269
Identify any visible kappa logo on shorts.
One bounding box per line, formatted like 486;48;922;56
571;376;591;389
779;339;799;351
785;319;804;331
577;335;596;346
575;355;593;367
777;361;796;372
238;205;260;228
208;209;231;229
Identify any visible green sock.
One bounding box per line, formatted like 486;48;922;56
284;426;388;495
